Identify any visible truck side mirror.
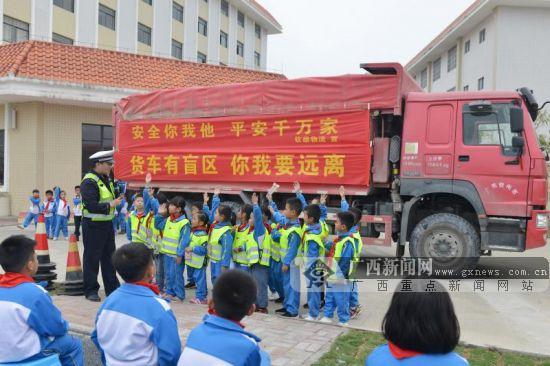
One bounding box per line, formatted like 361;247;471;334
510;107;524;133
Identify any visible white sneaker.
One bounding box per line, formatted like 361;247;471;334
268;292;280;301
338;322;349;327
303;315;316;321
318;316;332;324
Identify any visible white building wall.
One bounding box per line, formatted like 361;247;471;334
117;0;138;53
430;45;458;93
31;0;52;42
183;0;198;61
76;0;98;47
260;26;267;69
243;15;254;68
495;6;550;108
208;0;221;64
153;0;171;57
461;14;496;91
228;3;238;67
0;0;3;42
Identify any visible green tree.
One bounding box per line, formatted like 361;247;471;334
534;109;550;152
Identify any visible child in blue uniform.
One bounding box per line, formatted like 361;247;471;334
366;279;468;366
20;189;42;229
233;204;253;272
155;197;190;302
319;211;355;326
208;205;234;284
53;188;71;241
178;270;270;366
0;235;83;365
269;193;303;318
43;189;56;238
92;243;181;365
187;212;209;305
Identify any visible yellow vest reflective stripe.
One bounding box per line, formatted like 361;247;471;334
245;231;260;266
320;220;330;241
279;225;303;260
208;226;230;261
269;224;281;262
303;231;325;259
352;232;362;260
233;228;249;265
258;228;271;266
161;218;189;256
81;173;115;221
129;212;152;247
329;236;356;281
150;216;162;253
187;233;208;269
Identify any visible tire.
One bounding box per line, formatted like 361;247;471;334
409;213;480;270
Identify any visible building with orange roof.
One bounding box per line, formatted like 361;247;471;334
0;40;285;216
1;0;282;70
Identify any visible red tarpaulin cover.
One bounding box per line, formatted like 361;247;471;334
114;66;421;194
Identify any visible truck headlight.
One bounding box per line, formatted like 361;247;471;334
536;213;548;229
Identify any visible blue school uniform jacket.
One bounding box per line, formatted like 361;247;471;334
0;276;69;363
92;283;181;366
366;344;469;366
178;314;269;366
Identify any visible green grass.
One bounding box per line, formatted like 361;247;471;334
313;330;550;366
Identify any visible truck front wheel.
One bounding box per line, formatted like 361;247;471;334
409;213;480;270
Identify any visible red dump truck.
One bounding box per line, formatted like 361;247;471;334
113;63;548;269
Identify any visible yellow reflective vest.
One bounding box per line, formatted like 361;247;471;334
81;173;115;221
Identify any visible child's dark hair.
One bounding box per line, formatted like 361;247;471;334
45;190;53;195
169;196;186;211
113;243;153;283
196;212;209;226
337;211;355;231
218;205;233;222
156;192;168;205
74;185;80;190
382;280;460;354
213;270;257;321
240;204;253;222
349;206;362;226
133;193;143;200
0;236;35;273
286;197;302;215
230;212;237;226
191;201;203;211
32;189;39;194
261;204;272;221
304;204;321;223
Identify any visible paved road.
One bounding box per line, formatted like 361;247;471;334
2;225;549;358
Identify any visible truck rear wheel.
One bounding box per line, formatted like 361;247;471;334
409;213;480;270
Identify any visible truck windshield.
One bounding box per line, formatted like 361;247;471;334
463;102;519;155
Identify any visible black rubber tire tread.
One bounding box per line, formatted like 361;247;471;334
409;213;480;270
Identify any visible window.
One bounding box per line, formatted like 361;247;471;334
138;23;152;45
142;0;152;5
420;68;427;88
53;0;74;12
479;28;486;43
197;52;207;63
478;77;485;90
198;17;208;36
255;23;261;39
221;0;229;16
464;39;470;53
220;31;228;48
98;5;115;30
236;41;244;57
238;11;244;27
254;51;260;67
172;39;182;59
463;85;469;91
447;87;456;92
447;46;457;72
3;16;29;43
463;102;519;155
52;33;73;45
82;124;113;176
172;2;184;22
432;58;441;81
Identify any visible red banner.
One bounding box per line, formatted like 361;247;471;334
115;109;371;186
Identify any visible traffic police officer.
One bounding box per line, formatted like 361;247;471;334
81;150;121;302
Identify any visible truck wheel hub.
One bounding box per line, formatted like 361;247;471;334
427;231;460;258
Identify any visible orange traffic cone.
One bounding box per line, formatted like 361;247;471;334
32;214;57;290
58;234;84;296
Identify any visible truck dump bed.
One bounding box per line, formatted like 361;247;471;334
114;63;421;194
